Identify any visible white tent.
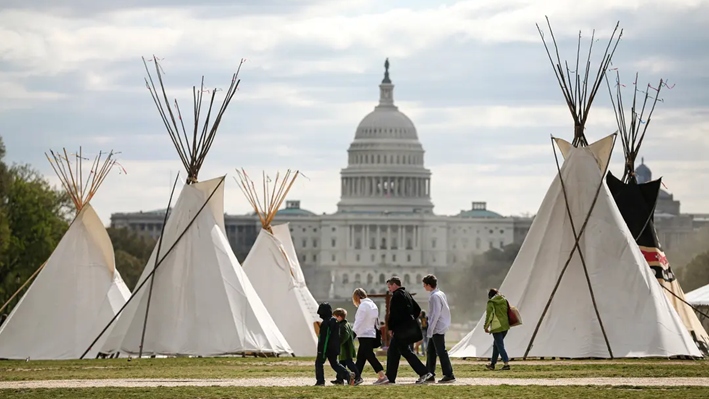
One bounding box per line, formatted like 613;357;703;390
0;149;131;360
236;170;319;356
98;58;292;357
242;224;320;356
100;177;292;356
273;224;320;323
687;285;709;308
449;135;701;359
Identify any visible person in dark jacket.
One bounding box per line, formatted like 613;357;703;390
315;302;355;386
377;276;434;385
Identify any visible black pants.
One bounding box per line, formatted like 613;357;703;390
315;353;350;384
356;337;384;375
385;334;429;383
426;334;454;378
339;358;360;380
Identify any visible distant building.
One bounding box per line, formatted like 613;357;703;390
111;64;705;302
634;158;697;250
110;61;532;301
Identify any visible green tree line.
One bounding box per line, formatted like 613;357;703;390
0;136;154;318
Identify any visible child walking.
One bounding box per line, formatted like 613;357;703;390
332;308;362;385
315;302;355;386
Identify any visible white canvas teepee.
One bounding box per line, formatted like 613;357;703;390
236;170;320;356
451;19;699;359
687;284;709;308
449;136;701;359
97;57;292;357
100;177;292;356
0;148;131;360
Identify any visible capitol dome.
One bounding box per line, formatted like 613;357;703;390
355;109;418;141
337;59;433;214
635;157;652;184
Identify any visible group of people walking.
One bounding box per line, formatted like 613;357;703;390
316;273;515;386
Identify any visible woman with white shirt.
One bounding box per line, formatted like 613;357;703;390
351;288;386;384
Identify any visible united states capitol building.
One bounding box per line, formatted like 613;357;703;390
110;60;706;301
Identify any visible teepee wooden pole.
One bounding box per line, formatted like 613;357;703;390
234;170;266;227
0;262;47;315
523;135;616;359
78;147;84;206
537;17;622;148
46;152;74;207
606;70;665;183
62;148;80;210
138;172;181;358
235;169;299;232
81;176;226;359
554;135;616;359
268;172;280;216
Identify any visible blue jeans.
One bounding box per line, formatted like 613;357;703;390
491;330;509;366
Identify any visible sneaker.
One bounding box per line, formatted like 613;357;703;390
425;374;436;383
330;379;344;385
314;382;325;386
485;363;495;370
438;376;456;383
373;376;390;385
349;372;356;386
354;378;364;386
500;364;511;370
416;372;434;384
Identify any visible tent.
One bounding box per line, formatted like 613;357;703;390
686;284;709;309
235;170;320;356
604;71;709;354
0;148;131;360
450;19;700;359
449;136;700;359
97;57;292;357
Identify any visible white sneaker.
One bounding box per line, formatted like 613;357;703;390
373;376;390;385
416;372;434;384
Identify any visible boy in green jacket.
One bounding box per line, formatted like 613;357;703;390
483;288;510;370
333;308;362;385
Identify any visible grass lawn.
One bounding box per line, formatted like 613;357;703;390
1;356;707;381
3;386;709;399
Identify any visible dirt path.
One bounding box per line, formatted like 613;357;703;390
2;377;709;389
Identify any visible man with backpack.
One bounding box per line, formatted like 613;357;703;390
377;276;433;385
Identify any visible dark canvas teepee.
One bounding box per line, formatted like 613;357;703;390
605;72;709;355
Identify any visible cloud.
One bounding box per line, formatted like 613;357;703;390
2;0;709;224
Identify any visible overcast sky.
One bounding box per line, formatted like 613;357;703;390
1;0;708;225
